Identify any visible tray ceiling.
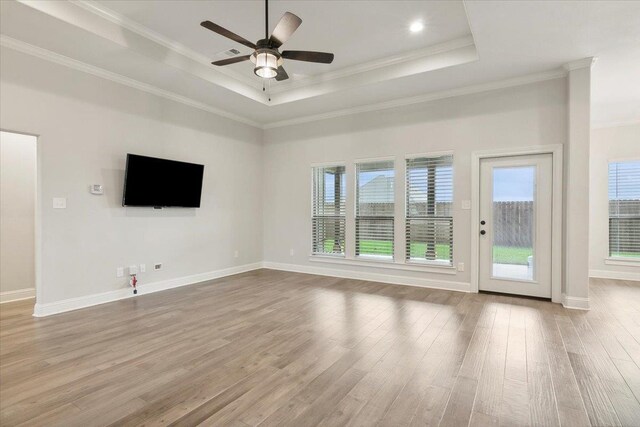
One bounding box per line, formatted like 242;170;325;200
1;0;638;128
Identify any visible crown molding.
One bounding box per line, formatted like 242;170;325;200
562;57;597;71
26;0;478;107
0;35;262;128
2;34;578;133
264;68;567;129
71;0;261;90
269;35;475;94
15;0;267;104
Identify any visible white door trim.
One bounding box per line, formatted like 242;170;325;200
471;144;563;303
1;128;41;314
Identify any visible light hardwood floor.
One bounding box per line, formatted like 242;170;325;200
1;269;639;426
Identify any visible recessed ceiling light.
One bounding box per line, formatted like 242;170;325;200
409;21;424;33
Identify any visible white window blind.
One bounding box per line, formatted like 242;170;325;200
405;155;454;265
312;165;346;256
608;160;640;259
356;160;395;258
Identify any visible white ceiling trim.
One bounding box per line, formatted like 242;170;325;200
0;35;262;128
268;40;478;105
263;68;567;129
71;0;261;90
16;0;267;104
28;0;478;107
563;57;597;71
1;33;572;133
269;36;475;94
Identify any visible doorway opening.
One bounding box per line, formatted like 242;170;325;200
0;131;37;308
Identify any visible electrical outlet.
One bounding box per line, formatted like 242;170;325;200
290;249;295;256
140;264;146;273
116;267;124;278
129;265;138;275
457;262;465;272
234;250;239;258
154;263;163;271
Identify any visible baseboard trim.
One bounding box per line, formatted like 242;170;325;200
33;262;262;317
0;288;36;303
561;293;590;310
262;261;470;293
589;269;640;281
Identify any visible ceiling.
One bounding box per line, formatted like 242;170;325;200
1;0;639;128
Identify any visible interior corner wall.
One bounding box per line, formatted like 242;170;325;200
0;47;264;306
262;78;567;290
1;131;36;295
590;123;640;280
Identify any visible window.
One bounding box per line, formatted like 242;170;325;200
608;160;640;259
312;165;346;256
356;160;395;258
405;155;453;265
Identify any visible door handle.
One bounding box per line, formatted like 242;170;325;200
480;230;486;235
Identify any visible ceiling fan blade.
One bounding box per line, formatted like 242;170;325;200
201;20;256;50
275;66;289;81
269;12;302;48
281;50;334;64
212;55;252;66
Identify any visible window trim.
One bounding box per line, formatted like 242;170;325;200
607;158;640;261
310;163;347;258
404;153;455;267
354;159;396;259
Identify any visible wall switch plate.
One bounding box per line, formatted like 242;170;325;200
129;265;138;275
154;263;162;271
89;185;104;195
462;200;471;210
140;264;146;273
234;250;239;258
116;267;124;278
457;262;465;272
290;249;295;256
53;198;66;209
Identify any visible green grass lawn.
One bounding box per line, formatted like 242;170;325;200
323;239;534;264
610;252;640;258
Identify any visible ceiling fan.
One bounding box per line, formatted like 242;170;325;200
201;0;334;81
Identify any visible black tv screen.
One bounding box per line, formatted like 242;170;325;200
122;154;204;208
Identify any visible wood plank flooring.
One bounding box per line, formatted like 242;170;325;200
1;269;639;426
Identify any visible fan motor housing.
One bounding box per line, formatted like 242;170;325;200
250;48;284;66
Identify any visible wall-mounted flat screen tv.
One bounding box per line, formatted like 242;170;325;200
122;154;204;208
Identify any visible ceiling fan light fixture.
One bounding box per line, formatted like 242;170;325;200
254;51;279;79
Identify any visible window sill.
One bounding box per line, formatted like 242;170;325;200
605;257;640;266
309;255;457;275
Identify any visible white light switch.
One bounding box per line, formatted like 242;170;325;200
457;262;465;272
461;200;471;210
53;198;66;209
140;264;146;273
116;267;124;278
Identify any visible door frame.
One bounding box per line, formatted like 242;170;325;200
0;128;41;310
470;144;563;303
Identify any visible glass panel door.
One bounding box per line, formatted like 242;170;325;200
478;154;552;299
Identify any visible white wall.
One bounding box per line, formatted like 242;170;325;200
590;123;640;280
1;131;36;295
0;48;264;308
262;78;567;290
